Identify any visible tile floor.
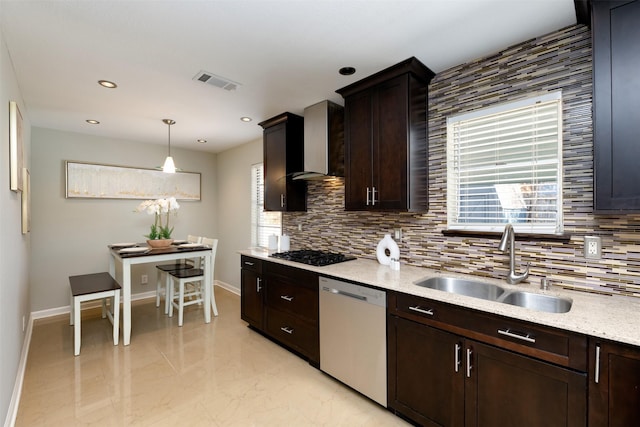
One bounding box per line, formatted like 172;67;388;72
16;287;409;426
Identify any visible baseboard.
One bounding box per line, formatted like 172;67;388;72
4;313;33;427
215;280;240;296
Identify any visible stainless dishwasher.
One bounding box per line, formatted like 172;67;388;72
319;276;387;406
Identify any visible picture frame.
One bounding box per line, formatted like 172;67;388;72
9;101;24;192
65;161;201;200
21;168;30;234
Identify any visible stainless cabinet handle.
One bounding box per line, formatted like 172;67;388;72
371;186;377;206
280;295;293;302
256;277;262;293
280;194;285;208
595;344;601;384
366;187;371;206
244;261;255;266
280;326;293;334
497;328;536;343
455;343;461;373
466;348;473;378
408;305;434;316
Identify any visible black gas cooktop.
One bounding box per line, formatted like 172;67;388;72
270;250;356;267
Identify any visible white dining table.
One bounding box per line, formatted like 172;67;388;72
108;244;213;345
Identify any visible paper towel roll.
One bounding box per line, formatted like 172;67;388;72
376;234;400;265
280;234;290;252
268;234;278;250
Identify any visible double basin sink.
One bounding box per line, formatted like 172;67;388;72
415;277;572;313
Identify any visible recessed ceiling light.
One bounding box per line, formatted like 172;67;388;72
98;80;117;88
197;139;207;144
240;117;252;122
339;66;356;76
86;119;100;124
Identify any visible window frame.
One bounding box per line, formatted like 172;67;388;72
250;163;281;248
446;91;564;235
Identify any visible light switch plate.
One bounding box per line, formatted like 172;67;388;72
584;236;602;259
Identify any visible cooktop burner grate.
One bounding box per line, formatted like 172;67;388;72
270;250;356;267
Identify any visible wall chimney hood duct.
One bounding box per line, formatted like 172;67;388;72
292;100;344;180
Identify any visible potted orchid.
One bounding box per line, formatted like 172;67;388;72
136;197;180;247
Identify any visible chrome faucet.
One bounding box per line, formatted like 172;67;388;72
498;223;529;284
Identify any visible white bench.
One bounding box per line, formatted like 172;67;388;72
69;272;120;356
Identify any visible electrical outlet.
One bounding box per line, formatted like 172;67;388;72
298;224;302;231
22;315;25;332
584;236;602;260
141;274;148;285
394;228;403;240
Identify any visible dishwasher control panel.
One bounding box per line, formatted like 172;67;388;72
319;276;386;307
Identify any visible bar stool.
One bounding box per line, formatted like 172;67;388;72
69;272;120;356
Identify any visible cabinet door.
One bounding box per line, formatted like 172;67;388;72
263;123;288;211
465;340;586;427
240;268;264;329
589;339;640;427
388;316;465;427
344;89;374;210
374;75;408;210
593;0;640;211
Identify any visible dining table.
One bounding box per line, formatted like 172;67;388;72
108;242;213;345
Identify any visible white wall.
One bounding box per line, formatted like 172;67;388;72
30;128;218;311
215;137;262;291
0;31;31;426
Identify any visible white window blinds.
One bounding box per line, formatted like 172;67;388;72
251;163;281;247
446;92;563;234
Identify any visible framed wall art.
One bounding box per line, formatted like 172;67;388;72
9;101;24;192
22;168;30;234
65;161;201;200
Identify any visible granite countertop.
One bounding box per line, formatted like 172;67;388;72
240;249;640;347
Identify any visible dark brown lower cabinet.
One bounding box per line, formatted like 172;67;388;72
388;313;587;426
589;338;640;427
240;256;264;329
466;340;586;427
240;257;319;366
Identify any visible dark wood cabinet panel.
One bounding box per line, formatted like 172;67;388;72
592;0;640;211
388;316;464;427
240;256;264;329
259;112;306;212
240;257;319;366
390;291;587;370
466;340;586;427
338;57;434;212
589;338;640;427
388;291;587;427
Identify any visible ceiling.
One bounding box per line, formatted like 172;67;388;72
0;0;577;154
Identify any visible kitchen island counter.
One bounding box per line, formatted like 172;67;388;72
239;249;640;347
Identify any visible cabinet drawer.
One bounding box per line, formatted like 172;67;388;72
390;292;587;370
240;256;262;273
265;307;319;362
265;262;318;290
267;280;318;324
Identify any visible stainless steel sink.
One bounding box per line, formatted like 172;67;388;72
414;276;572;313
415;277;506;301
499;291;572;314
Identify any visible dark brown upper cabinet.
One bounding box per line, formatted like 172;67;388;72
259;112;306;212
592;0;640;212
336;57;434;212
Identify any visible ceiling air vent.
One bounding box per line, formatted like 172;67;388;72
193;70;241;91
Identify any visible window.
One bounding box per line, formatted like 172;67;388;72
446;92;563;235
251;163;281;247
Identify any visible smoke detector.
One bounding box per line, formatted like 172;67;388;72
193;70;241;91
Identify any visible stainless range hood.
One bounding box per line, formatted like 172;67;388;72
292;100;344;180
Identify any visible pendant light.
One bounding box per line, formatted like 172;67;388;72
162;119;176;173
